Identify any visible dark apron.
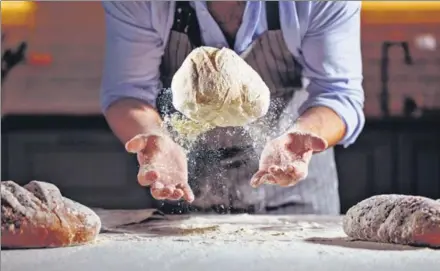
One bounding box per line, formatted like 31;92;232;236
155;1;340;215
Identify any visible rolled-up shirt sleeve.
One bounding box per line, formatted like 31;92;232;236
298;1;365;147
100;2;171;113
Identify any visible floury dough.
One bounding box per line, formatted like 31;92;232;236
343;194;440;248
171;46;270;134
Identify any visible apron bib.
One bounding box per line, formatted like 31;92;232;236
156;1;340;215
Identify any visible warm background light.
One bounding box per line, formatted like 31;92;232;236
362;1;440;24
362;1;440;11
28;53;53;66
1;1;37;27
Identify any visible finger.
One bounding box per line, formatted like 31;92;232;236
268;165;283;175
169;189;184;200
285;165;296;174
125;134;161;154
274;171;296;187
286;132;327;153
292;160;309;178
260;173;277;185
125;134;149;153
179;184;195;203
282;164;307;185
162;185;175;197
293;167;308;181
150;182;166;200
310;135;328;152
250;171;267;188
137;169;159;186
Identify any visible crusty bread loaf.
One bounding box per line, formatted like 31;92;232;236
343;194;440;248
1;180;101;248
171;46;270;128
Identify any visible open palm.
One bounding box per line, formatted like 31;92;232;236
126;134;194;202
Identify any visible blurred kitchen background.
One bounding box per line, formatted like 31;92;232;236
2;1;440;213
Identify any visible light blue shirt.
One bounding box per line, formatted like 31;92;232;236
101;1;365;147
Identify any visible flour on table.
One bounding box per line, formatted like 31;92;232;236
97;215;344;244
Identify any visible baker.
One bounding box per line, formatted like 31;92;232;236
100;1;365;215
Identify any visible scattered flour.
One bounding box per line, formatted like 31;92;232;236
160;46;274;153
97;215;345;244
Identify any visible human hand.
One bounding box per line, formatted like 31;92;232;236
125;133;195;202
250;130;327;188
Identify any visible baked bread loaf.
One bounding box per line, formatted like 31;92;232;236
1;180;101;248
343;194;440;248
171;46;270;128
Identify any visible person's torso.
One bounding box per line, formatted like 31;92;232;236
158;1;305;150
149;1;309;56
155;1;340;214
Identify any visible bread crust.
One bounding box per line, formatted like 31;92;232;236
343;194;440;247
1;180;101;248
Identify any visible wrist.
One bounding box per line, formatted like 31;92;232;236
287;106;345;148
286;121;328;153
286;119;315;136
106;98;165;145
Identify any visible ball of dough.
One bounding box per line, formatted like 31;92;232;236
171;46;270;127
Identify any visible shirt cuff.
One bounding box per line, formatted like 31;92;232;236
100;82;162;114
298;95;365;148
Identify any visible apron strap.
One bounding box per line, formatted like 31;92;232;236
171;1;202;47
172;2;282;44
265;1;302;88
266;1;280;31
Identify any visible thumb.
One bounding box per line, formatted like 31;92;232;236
286;131;328;152
125;134;160;153
309;135;327;152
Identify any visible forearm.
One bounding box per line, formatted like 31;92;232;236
292;106;346;148
296;1;363;148
105;98;163;144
